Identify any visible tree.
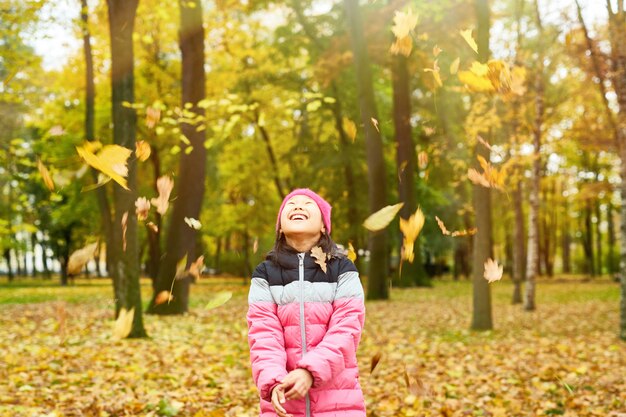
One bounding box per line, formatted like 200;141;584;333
344;0;389;300
106;0;146;337
147;0;207;315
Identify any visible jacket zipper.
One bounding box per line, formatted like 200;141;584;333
298;253;311;417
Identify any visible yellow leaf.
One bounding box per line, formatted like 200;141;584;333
347;242;357;262
112;307;135;339
460;29;478;54
424;60;442;88
371;117;380;132
67;242;98;275
310;246;328;273
391;8;418;39
363;203;404;231
433;45;442;57
175;254;188;279
343;117;357;142
458;69;494;93
399;207;425;263
467;168;491;188
37;159;55;191
450;57;460;74
484;258;503;283
151;176;174;215
390;35;412;57
184;217;202;230
135;141;151;162
205;291;232;310
135;197;151;221
417;151;428;169
76;144;132;190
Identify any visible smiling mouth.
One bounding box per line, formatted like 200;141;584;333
289;213;308;221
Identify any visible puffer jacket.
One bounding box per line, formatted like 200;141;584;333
246;247;366;417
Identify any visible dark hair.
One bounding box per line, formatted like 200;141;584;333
266;231;345;264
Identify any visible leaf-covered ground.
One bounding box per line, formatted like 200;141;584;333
0;276;624;417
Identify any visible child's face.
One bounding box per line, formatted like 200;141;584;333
279;195;324;238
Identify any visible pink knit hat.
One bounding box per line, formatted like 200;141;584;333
276;188;332;235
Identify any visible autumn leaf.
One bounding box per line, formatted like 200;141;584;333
450;57;460;74
460;29;478;54
189;255;204;281
112;307;134;340
371;117;380;132
390;35;413;57
76;143;132;190
67;242;98;275
310;246;328;273
435;216;477;237
37;159;55;191
417;151;428;170
467;168;491;188
205;291;232;310
145;106;161;128
404;365;429;396
155;290;173;306
343;117;357;142
399;207;425;263
433;45;442;57
175;254;188;280
151;176;174;215
424;60;442;88
146;222;159;233
48;125;65;136
135;141;151;162
484;258;503;283
391;8;418;39
363;203;404;232
184;217;202;230
135;197;151;221
370;351;382;374
347;242;357;262
121;212;128;252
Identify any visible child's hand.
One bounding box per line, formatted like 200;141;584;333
281;368;313;401
271;385;292;417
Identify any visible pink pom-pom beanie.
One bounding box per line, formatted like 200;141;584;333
276;188;332;235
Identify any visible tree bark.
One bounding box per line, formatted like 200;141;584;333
583;199;595;276
391;51;429;287
344;0;389;300
512;179;524;303
471;0;494;330
146;0;207;315
595;199;603;276
608;202;617;274
106;0;146;337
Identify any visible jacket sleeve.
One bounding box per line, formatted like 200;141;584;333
247;263;288;402
295;260;365;388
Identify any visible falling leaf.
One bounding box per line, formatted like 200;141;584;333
310;246;328;273
253;237;259;254
476;135;493;151
343;117;357;142
391;8;418;39
435;216;477;237
363;203;404;232
424;60;442;88
175;254;188;280
37;159;55;191
146;222;159;233
205;291;232;310
460;29;478;54
370;351;382;374
135;141;151;162
467;168;491;188
146;106;161;128
151;176;174;215
48;125;65;136
67;242;98;275
390;36;413;56
450;57;460;74
112;307;134;340
189;255;204;281
371;117;380;132
417;151;428;170
399;207;425;263
404;365;429;396
347;242;357;262
184;217;202;230
433;45;442;57
135;197;151;221
484;258;503;283
76;144;132;190
121;212;128;252
155;291;173;306
423;126;435;136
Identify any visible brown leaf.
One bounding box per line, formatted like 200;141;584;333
145;106;161;128
189;255;204;281
436;216;477;237
404;365;429;396
121;212;128;252
135;141;151;162
135;197;151;221
310;246;327;273
370;351;382;374
146;221;159;233
390;35;412;56
155;290;173;306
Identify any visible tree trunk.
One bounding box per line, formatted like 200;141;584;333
146;149;162;282
391;51;429;288
4;249;13;282
512;178;524;303
106;0;146;337
344;0;389;300
608;202;617;274
583;199;595;276
595;199;603;276
471;0;494;330
147;0;207;315
29;233;37;277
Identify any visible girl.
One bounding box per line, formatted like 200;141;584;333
247;188;366;417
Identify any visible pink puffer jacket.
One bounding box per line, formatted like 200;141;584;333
247;248;366;417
